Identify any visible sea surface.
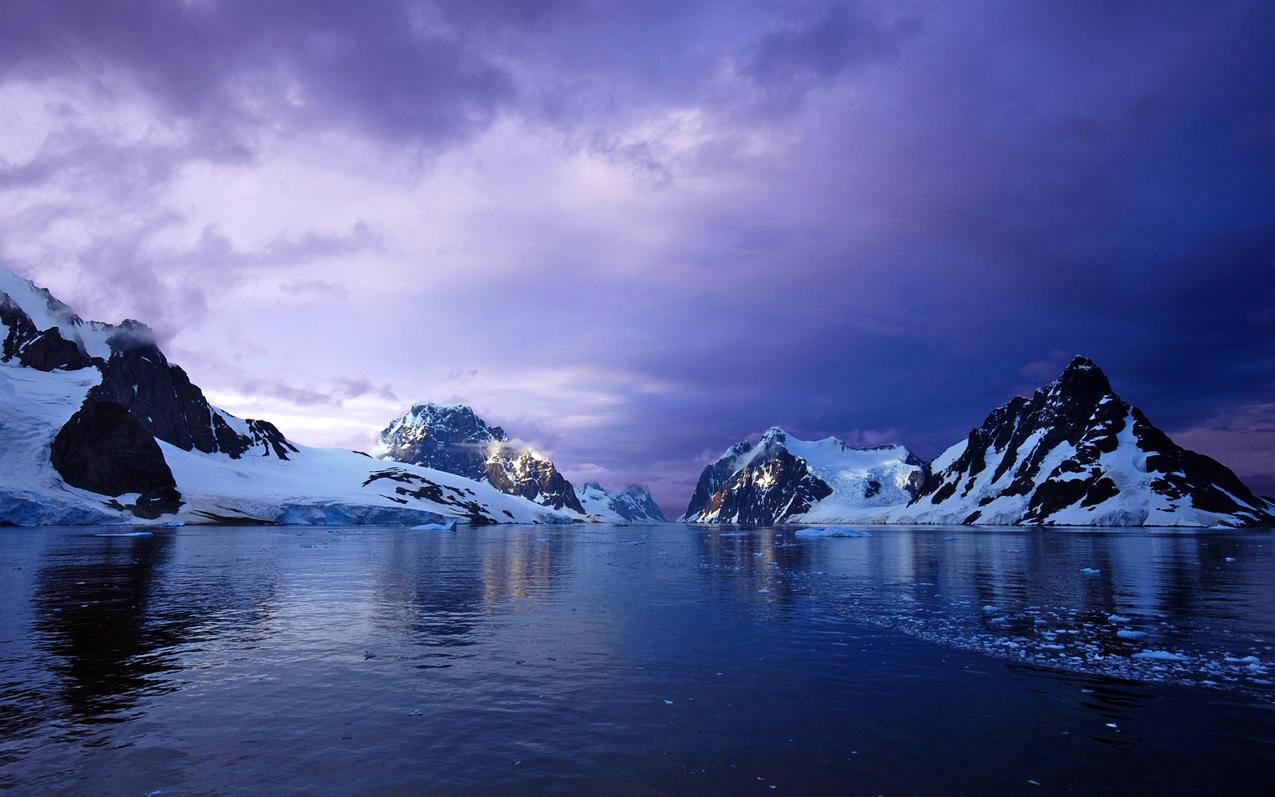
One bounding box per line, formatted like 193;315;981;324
2;523;1274;795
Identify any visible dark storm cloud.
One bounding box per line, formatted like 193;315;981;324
0;0;516;149
745;2;921;87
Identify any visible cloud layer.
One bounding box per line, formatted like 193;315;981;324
2;0;1273;514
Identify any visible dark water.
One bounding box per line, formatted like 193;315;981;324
2;524;1274;795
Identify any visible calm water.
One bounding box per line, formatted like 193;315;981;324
2;524;1274;795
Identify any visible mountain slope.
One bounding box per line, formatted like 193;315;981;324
578;483;666;524
0;266;577;526
375;403;585;514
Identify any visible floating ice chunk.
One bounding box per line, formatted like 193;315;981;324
982;605;999;613
1080;567;1101;575
411;519;458;531
663;699;674;705
1224;557;1236;563
1116;629;1147;639
1105;722;1118;729
1108;614;1132;623
1132;650;1189;662
794;527;871;538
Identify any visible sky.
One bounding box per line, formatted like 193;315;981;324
1;0;1272;517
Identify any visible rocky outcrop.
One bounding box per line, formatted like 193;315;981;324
50;401;182;518
484;447;585;514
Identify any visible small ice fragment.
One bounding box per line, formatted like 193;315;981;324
1105;722;1117;729
1224;557;1236;563
1028;780;1041;786
1108;614;1132;623
1132;650;1189;662
1116;629;1147;639
664;699;674;705
944;536;958;541
1080;567;1101;575
758;588;770;594
982;605;999;613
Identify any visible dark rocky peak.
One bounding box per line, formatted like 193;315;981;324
920;356;1125;502
377;401;509;481
1036;355;1116;417
88;343;251;457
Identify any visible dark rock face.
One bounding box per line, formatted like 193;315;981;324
245;419;299;460
377;403;507;481
699;448;832;524
485;449;585;514
88;341;252;457
918;356;1275;527
1;297;92;371
683;441;753;520
51;401;182;517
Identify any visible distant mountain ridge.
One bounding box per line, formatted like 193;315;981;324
578;482;666;524
684;357;1274;528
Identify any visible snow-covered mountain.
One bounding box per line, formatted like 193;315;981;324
681;428;926;524
683;357;1275;528
0;266;577;527
373;402;506;481
375;403;585;513
896;356;1275;527
578;483;666;524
